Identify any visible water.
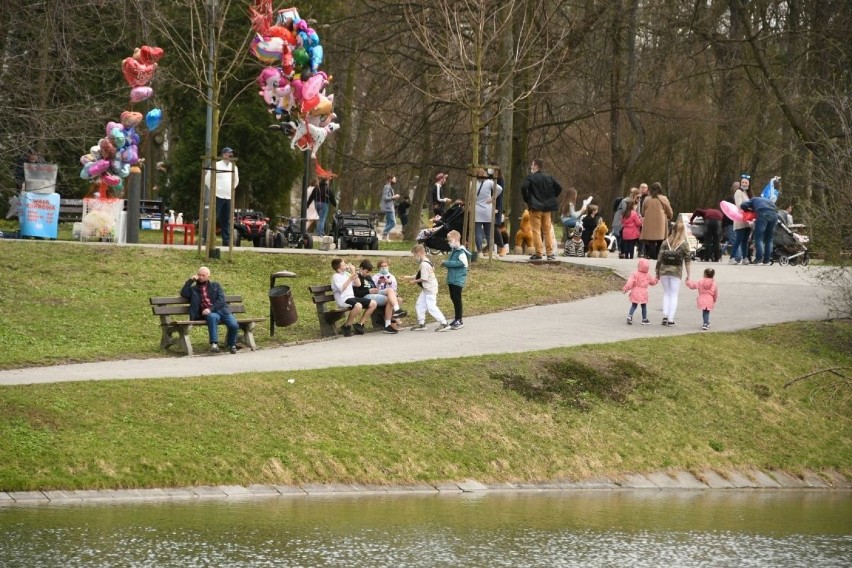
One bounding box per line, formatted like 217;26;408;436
0;491;849;567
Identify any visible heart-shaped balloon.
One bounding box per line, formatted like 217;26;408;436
130;86;153;103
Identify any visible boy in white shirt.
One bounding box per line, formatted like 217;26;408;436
403;244;450;332
330;258;376;337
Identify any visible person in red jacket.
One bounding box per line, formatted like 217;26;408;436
690;207;724;262
619;200;643;259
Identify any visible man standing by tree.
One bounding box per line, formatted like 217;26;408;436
521;158;563;261
204;147;239;247
380;174;400;240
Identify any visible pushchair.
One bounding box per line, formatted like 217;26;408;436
417;203;465;253
771;222;810;266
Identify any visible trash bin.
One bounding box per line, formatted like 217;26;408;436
269;285;298;327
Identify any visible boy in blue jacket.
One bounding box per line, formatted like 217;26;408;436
441;230;471;330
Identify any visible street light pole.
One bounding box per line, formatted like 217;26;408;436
203;0;219;258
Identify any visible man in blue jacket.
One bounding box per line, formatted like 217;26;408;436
520;158;563;261
740;196;778;265
180;266;239;353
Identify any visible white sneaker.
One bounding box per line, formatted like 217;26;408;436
728;258;740;265
741;258;750;265
435;322;451;332
411;323;427;331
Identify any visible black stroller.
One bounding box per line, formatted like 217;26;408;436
418;203;465;253
771;222;810;266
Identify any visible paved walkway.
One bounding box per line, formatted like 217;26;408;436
0;254;833;385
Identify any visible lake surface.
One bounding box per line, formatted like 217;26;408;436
1;490;849;567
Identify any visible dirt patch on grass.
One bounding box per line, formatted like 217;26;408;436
491;354;658;411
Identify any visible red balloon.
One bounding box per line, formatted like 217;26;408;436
122;57;156;87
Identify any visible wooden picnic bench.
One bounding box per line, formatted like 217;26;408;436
308;284;385;337
150;295;264;356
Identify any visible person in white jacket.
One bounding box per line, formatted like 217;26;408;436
204;147;239;246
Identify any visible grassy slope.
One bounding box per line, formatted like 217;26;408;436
0;321;849;491
0;240;620;368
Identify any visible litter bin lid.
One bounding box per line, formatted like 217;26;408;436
271;270;297;278
269;285;292;296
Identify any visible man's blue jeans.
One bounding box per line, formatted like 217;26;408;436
206;310;239;347
383;211;396;236
216;197;231;246
753;210;778;264
724;224;734;255
316;202;330;236
732;227;751;261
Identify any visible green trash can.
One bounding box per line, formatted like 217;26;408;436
269;285;298;327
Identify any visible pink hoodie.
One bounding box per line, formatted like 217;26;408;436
622;258;658;304
686;277;718;310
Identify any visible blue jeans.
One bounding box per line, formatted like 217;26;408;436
732;227;751;261
216;197;231;245
724;224;734;255
475;222;491;253
703;309;710;326
316;202;330;236
753;210;778;264
383;210;396;236
206;310;239;347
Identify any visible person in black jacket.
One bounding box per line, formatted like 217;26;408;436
180;266;239;353
306;178;337;236
520;158;563;260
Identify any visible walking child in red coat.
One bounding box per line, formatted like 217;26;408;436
622;258;658;325
685;268;719;330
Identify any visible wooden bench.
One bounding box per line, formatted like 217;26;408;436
308;284;385;337
150;295;265;356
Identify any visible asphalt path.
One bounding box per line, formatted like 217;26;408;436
0;252;833;385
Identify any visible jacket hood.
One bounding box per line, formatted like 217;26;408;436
638;258;650;273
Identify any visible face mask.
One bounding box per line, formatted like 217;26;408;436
379;268;389;275
449;241;459;249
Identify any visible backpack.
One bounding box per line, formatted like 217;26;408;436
661;241;682;266
613;197;622;212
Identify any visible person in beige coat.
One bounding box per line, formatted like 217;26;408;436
639;182;673;259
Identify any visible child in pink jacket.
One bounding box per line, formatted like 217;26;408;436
686;268;719;330
622;258;658;324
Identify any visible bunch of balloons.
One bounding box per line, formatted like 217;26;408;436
79;46;165;195
249;1;339;177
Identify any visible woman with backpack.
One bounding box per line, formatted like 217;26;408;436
655;217;692;327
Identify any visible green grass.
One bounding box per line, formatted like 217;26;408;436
0;320;849;491
0;239;621;368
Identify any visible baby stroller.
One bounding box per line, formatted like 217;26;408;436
417;203;465;253
771;222;810;266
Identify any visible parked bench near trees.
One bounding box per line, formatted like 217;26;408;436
150;295;263;356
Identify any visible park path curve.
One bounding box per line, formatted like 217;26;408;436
0;255;832;385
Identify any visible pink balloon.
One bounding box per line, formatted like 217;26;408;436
105;121;122;137
88;159;110;177
302;71;327;101
719;200;744;222
102;173;121;187
130;86;153;103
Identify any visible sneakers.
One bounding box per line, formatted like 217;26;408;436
529;254;543;261
392;309;408;319
229;345;237;354
383;325;398;334
353;323;366;335
209;343;220;353
641;319;650;325
626;315;633;325
667;320;677;326
741;258;750;265
450;319;464;330
435;322;452;332
411;323;428;331
762;261;771;266
701;323;709;331
662;317;668;326
341;324;353;337
728;258;740;265
546;254;557;261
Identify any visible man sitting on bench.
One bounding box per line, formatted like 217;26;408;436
181;266;239;353
353;259;407;334
330;258;377;337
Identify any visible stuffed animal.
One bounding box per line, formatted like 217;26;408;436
587;221;609;258
514;210;534;255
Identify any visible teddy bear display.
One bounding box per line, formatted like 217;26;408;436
514;210;534;255
587;221;610;258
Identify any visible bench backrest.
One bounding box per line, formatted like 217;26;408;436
308;285;336;306
150;295;248;318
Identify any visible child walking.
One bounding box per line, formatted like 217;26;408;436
622;258;658;324
403;244;451;332
441;230;472;330
686;268;719;330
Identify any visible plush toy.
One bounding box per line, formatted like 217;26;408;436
587;221;609;258
514;210;534;255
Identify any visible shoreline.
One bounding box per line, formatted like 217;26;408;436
4;468;850;507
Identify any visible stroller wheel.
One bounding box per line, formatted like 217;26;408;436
802;252;810;266
778;255;789;266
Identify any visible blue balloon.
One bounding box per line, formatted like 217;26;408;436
146;108;162;131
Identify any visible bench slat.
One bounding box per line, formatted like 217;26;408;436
150;295;243;306
153;304;248;316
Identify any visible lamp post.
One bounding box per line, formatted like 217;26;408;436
202;0;219;258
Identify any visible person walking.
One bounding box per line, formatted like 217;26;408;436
441;230;472;330
403;244;451;332
305;178;319;233
380;174;400;240
204;147;239;247
180;266;240;354
306;178;336;236
638;182;673;259
622;258;658;325
474;168;503;254
431;173;451;216
520;158;563;261
740;195;779;265
655;217;692;327
686;268;719;331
